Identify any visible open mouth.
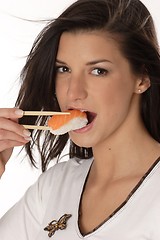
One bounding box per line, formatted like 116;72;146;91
86;111;97;125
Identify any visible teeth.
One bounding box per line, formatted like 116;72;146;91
80;110;87;112
68;109;87;113
67;108;87;112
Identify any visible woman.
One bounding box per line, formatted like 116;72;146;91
0;0;160;239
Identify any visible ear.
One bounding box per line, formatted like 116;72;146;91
134;74;151;94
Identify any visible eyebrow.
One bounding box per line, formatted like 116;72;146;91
86;59;113;65
56;59;67;65
56;59;113;65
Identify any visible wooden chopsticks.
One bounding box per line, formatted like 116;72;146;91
23;125;50;130
22;111;70;130
23;111;70;116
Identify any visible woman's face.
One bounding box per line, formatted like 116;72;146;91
55;30;141;148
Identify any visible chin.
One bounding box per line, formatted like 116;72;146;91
72;140;92;148
69;135;92;148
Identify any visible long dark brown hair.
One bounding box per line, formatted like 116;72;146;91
16;0;160;171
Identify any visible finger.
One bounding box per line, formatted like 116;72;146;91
0;108;24;119
0;118;31;138
0;129;31;144
0;140;29;152
0;160;5;177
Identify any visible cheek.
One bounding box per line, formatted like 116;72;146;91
100;78;135;118
106;74;135;103
55;80;67;109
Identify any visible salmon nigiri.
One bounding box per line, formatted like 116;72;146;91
48;110;88;135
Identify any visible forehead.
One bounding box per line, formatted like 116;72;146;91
57;30;124;61
57;30;129;68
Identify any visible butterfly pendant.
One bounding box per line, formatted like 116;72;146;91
44;214;72;237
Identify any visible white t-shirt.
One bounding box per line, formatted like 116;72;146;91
0;157;160;240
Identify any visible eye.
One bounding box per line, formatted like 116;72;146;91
91;68;108;76
56;66;71;73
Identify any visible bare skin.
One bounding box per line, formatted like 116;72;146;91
56;30;160;234
0;108;31;177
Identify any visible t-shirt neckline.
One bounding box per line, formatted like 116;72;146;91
75;156;160;238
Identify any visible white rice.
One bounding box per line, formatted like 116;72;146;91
50;117;88;135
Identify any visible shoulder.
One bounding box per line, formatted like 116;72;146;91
37;157;93;200
38;157;93;185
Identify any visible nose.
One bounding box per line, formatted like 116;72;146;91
67;73;88;102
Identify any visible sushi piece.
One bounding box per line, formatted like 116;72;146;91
48;109;88;135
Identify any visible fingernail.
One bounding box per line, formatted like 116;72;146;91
23;129;31;137
24;137;32;141
15;109;24;116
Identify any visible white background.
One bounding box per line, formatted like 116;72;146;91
0;0;159;217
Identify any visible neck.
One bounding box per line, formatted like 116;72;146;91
91;120;160;184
